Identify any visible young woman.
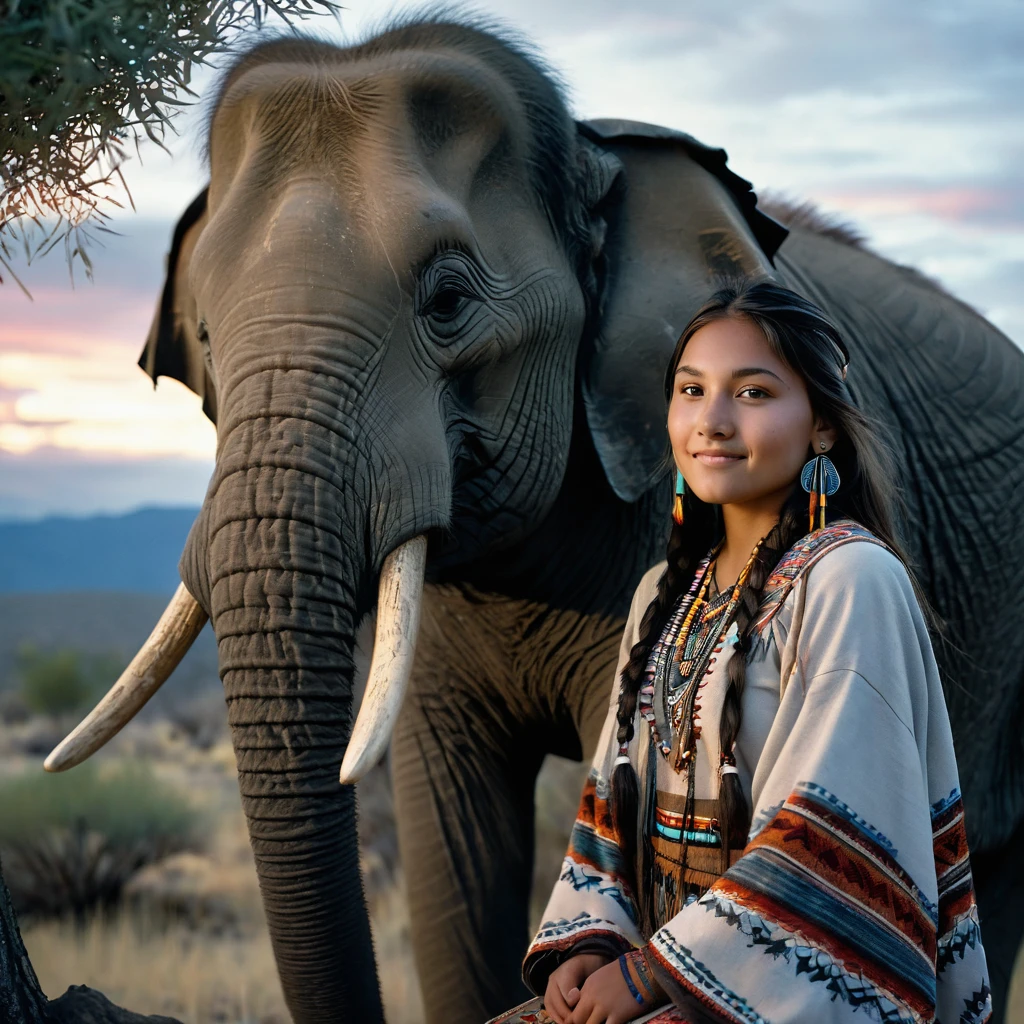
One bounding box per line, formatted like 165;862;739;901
501;282;992;1024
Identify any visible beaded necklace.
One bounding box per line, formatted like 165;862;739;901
635;539;766;925
668;540;762;774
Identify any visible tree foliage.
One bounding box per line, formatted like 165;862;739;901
0;0;338;291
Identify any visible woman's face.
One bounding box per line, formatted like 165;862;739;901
667;315;834;510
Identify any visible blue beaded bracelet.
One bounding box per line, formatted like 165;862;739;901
618;954;645;1005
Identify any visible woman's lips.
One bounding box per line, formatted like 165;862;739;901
692;451;745;466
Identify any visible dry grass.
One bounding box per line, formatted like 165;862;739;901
24;881;424;1024
25;912;289;1023
370;879;426;1024
15;722;424;1024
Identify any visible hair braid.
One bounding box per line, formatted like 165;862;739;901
610;495;718;913
717;491;807;858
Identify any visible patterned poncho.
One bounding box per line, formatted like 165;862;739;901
521;523;991;1024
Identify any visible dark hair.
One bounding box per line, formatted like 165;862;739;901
611;279;916;933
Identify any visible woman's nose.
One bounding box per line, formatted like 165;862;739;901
698;396;735;438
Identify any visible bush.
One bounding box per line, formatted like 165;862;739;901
0;763;202;923
0;687;30;725
16;645;125;718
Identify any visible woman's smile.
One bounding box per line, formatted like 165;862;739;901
691;449;746;466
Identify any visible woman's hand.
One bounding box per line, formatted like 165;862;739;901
567;956;660;1024
544;953;612;1024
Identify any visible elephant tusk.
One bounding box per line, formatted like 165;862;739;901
339;535;427;784
44;583;208;773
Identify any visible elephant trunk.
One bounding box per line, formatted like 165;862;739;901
180;329;444;1023
48;313;447;1019
200;469;382;1022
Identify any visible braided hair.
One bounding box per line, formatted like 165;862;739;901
610;280;916;930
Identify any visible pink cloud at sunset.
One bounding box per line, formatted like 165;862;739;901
811;184;1024;227
1;222;216;466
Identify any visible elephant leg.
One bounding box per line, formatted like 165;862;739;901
392;582;624;1024
972;821;1024;1024
392;666;545;1023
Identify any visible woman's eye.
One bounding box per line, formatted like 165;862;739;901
739;386;769;399
679;384;703;397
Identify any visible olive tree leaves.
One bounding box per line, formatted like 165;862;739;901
0;0;339;293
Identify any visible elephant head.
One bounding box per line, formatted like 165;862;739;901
45;19;785;1022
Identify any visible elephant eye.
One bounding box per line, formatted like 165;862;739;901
417;250;483;337
427;284;468;322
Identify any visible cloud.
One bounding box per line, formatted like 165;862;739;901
1;218;216;462
484;0;1024;108
811;182;1024;231
1;219;173;304
0;348;216;457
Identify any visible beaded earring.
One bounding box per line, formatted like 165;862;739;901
800;445;840;532
672;470;685;526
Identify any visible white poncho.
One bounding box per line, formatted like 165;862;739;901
520;523;991;1024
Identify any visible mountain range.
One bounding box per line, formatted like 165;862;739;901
0;507;217;694
0;507;199;594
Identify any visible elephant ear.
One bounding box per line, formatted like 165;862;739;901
577;119;788;502
138;188;217;423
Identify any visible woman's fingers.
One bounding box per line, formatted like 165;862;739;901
545;983;571;1024
567;991;596;1024
566;986;581;1008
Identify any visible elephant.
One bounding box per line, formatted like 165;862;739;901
48;15;1024;1024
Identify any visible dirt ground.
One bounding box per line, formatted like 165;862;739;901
5;715;1023;1023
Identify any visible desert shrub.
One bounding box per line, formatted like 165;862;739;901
0;762;202;923
0;687;30;725
16;645;125;717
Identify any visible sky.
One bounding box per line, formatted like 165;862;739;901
1;0;1021;520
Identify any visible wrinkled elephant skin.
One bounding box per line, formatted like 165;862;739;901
138;19;1024;1024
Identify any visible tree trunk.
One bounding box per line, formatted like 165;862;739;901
0;854;48;1024
0;855;182;1024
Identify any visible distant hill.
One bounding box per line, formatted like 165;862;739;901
0;507;199;593
0;591;220;702
0;508;218;703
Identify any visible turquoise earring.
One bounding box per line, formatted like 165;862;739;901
672;470;685;526
800;447;840;532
